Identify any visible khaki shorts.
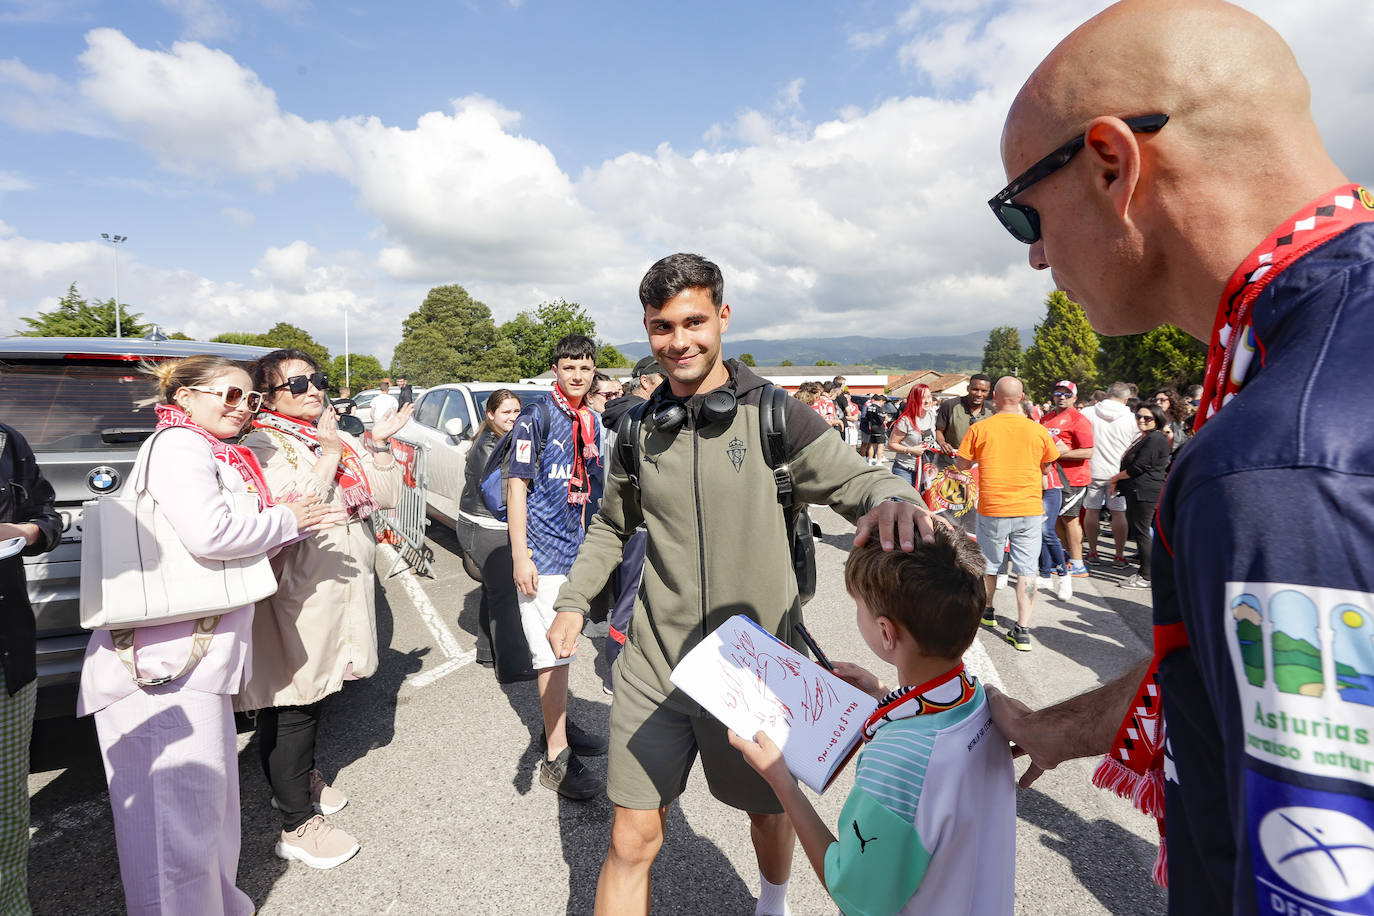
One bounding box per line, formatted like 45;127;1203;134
606;664;783;814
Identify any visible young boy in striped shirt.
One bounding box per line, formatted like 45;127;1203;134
730;532;1015;915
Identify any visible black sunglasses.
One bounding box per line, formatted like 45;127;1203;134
270;372;329;395
988;113;1169;244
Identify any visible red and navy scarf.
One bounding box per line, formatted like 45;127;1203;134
550;382;598;507
1093;184;1374;888
154;404;274;509
252;408;377;518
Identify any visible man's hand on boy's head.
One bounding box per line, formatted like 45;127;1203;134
853;499;942;552
831;661;887;700
727;729;793;788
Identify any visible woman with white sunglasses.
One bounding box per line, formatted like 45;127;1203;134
77;355;332;916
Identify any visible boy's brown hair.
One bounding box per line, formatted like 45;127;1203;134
843;528;987;658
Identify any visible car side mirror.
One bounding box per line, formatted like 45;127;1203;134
336;414;366;438
443;418;469;439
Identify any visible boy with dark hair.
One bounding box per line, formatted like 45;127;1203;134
507;332;607;799
731;531;1015;916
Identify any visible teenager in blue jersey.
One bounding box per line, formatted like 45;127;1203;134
507;333;607;800
982;2;1374;914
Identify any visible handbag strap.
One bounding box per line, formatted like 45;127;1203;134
110;615;222;688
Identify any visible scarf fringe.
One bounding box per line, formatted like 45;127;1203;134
1153;837;1169;889
1092;756;1167;820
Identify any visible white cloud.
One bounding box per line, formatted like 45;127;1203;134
222;206;254;227
0;171;32;192
156;0;235;40
847;28;890;51
4;4;1372;358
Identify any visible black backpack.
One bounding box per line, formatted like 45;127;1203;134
615;383;817;605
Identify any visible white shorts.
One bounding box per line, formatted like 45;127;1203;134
1084;480;1127;512
518;573;574;670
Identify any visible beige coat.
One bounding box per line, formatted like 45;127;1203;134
235;428;403;711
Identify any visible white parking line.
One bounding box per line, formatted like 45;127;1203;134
379;544;474;689
963;636;1004;694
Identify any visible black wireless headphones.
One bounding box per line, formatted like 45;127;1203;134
649;387;738;434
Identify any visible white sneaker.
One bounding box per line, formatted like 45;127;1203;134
1057;575;1073;601
996;573;1009;590
1036;576;1053;589
275;815;360;869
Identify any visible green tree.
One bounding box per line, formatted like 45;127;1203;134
779;359;794;367
210;323;331;367
167;331;194;340
816;359;838;367
596;343;631;369
19;282;151;337
738;352;757;367
981;326;1023;380
392;284;521;385
1097;326;1206;393
330;354;386;394
1021;290;1098;399
500;299;598;378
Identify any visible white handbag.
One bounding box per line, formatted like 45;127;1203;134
80;426;280;633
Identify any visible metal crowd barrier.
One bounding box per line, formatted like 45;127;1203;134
376;435;434;578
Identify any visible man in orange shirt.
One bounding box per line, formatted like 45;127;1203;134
956;377;1062;651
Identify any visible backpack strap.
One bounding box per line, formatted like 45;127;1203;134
758;383;793;511
615;399;649;489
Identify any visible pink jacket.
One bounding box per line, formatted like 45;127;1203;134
77;427;302;716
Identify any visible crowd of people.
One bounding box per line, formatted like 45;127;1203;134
2;1;1369;914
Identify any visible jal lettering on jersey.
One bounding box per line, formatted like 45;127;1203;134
1224;582;1374;914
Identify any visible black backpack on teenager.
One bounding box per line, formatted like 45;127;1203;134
615;383;817;605
478;400;553;522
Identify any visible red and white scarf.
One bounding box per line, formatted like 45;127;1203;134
252;408;377;518
1093;184;1374;888
550;382;598;506
154;404;274;509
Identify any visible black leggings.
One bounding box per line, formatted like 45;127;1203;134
257;701;324;831
1124;489;1159;579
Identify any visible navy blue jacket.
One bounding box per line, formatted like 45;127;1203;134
1154;223;1374;915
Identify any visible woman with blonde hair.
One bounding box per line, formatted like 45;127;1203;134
77;355;331;915
239;349;410;869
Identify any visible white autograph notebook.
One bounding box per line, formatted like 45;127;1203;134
670;615;879;793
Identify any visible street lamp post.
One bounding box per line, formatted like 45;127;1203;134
100;233;127;337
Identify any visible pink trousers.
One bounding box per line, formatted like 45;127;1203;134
93;686;254;916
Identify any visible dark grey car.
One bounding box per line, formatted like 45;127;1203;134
1;336;272;717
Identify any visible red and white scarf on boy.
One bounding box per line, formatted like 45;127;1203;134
550;382;599;506
154;403;274;509
252;408;378;518
1092;184;1374;888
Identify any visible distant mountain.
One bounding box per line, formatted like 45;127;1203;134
612;329;1035;371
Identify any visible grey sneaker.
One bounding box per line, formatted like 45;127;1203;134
981;607;998;629
539;719;608;757
1121;574;1152;590
275;815;360;869
1005;625;1032;652
272;768;348;816
1112;555;1129;568
540;747;601;800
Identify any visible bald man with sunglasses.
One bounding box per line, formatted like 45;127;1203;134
980;2;1374;912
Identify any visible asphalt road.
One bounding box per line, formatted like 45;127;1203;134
28;507;1167;915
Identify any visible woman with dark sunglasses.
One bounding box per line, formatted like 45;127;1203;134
236;349;413;870
1106;403;1171;589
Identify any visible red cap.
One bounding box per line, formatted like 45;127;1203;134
1054;380;1077;397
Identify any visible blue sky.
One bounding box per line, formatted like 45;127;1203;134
2;0;1371;365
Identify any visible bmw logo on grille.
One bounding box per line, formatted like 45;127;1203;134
87;466;120;494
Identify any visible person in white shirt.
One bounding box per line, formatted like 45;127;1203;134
1083;381;1138;566
370;380;400;425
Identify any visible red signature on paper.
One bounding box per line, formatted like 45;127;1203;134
717;628;839;730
